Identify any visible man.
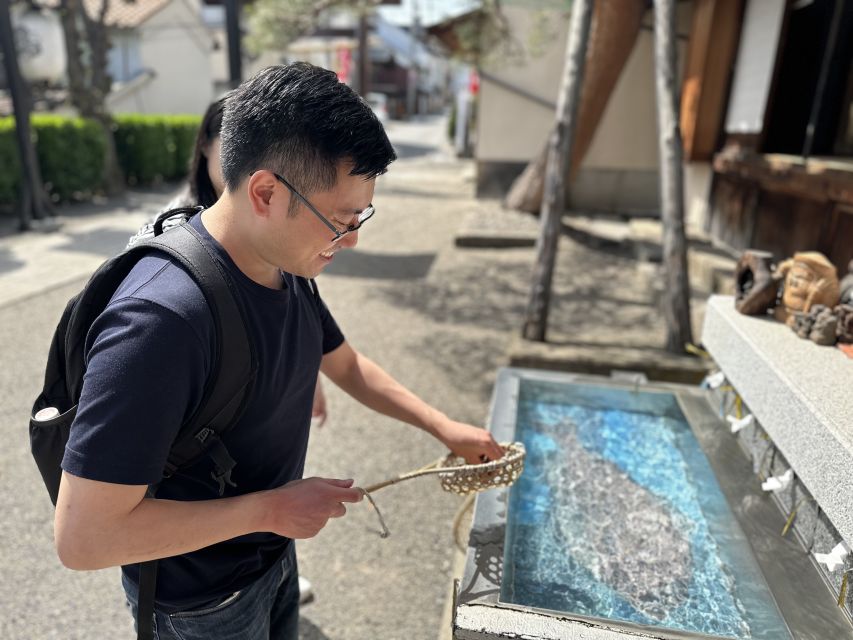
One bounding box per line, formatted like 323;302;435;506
54;63;503;639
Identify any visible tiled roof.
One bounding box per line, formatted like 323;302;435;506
42;0;174;29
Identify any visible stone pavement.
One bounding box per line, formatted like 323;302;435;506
0;114;714;640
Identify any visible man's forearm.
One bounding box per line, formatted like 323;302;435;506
321;342;505;464
55;472;361;571
55;475;270;570
323;346;448;438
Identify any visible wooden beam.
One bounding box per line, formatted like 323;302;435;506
680;0;744;161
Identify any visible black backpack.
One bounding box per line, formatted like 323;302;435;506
29;207;258;640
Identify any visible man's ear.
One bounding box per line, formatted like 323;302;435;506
246;171;280;218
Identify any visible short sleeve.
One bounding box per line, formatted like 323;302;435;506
62;297;211;486
309;279;344;354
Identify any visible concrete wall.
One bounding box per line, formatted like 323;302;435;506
475;3;692;215
109;0;213;114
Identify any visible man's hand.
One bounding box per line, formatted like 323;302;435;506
264;477;363;539
435;420;504;465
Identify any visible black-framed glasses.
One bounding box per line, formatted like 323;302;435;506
271;172;375;243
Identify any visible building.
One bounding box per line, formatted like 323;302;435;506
459;3;692;215
102;0;215;115
689;0;853;273
202;2;447;119
451;0;853;273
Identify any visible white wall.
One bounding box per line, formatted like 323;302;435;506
476;4;692;211
477;5;692;172
109;0;213;114
724;0;786;134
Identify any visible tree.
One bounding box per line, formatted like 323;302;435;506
56;0;124;194
505;0;647;213
0;0;54;229
521;0;594;342
653;0;692;351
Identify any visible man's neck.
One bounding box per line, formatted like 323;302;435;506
202;199;284;290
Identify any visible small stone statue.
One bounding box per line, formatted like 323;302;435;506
773;252;840;327
839;261;853;305
734;250;780;315
836;304;853;344
809;306;838;346
791;305;840;346
792;311;814;339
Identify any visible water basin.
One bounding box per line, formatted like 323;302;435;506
454;369;852;640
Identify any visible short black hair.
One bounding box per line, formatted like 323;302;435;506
220;63;396;204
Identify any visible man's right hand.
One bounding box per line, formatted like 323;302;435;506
264;477;363;539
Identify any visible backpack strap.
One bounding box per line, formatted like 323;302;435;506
64;221;256;487
62;219;256;640
143;223;257;484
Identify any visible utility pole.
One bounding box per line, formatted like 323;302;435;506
406;0;419;116
0;0;53;230
356;9;369;96
224;0;242;88
521;0;594;342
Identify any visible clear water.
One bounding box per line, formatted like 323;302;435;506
502;381;791;639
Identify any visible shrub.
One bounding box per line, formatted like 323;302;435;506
0;119;21;204
32;115;106;202
114;114;201;185
0;115;106;206
0;113;201;209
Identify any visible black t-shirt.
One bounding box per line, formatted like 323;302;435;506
62;214;344;612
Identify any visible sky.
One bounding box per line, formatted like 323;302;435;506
377;0;479;27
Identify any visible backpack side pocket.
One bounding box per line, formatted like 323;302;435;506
30;404;78;506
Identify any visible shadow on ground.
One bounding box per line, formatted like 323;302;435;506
299;615;333;640
323;250;436;280
393;141;437;160
56;228;136;257
376;241;659;337
377;185;462;200
0;247;24;275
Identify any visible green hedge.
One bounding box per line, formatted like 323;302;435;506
0;119;20;204
32;115;107;202
114;114;201;185
0;113;201;207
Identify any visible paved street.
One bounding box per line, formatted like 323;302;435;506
0;115;530;640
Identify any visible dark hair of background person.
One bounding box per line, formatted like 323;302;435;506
189;94;230;207
220;62;396;213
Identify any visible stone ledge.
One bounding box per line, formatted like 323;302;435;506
507;335;711;384
701;295;853;543
454;206;539;248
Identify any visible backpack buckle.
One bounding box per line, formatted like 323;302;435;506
200;431;238;496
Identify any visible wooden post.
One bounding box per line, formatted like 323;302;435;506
653;0;693;352
521;0;594;342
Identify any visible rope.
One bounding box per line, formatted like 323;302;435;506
357;442;525;538
453;494;477;552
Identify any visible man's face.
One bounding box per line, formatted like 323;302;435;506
265;163;375;279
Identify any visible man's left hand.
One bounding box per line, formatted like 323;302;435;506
436;420;504;465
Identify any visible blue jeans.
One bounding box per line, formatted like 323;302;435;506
123;546;299;640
